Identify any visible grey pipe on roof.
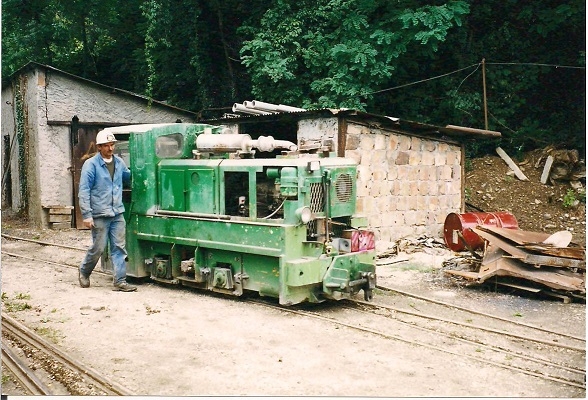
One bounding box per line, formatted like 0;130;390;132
246;100;306;113
232;103;272;115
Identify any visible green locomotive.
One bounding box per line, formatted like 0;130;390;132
105;123;376;305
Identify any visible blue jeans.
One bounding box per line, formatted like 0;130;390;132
80;214;128;285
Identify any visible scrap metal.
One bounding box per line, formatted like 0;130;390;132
444;224;586;301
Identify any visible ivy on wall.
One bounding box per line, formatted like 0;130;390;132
14;76;29;216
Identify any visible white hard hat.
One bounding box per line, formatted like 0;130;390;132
96;130;118;145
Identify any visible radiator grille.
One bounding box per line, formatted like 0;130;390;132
335;173;353;203
309;182;324;213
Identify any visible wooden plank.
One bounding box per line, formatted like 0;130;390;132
49;214;72;223
444;270;481;280
477;256;584;292
50;222;72;230
495;282;542;293
496;147;529;181
442;125;501;138
540;155;554;184
508;253;585;269
49;208;73;215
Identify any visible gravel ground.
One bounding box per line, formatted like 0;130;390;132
1;216;585;397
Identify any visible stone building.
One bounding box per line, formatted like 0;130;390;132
1;62;198;228
207;108;499;249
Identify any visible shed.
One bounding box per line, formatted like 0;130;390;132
204;107;500;249
1;62;198;229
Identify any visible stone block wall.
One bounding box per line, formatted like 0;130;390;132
343;122;463;249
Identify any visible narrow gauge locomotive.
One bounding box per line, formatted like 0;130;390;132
104;123;376;305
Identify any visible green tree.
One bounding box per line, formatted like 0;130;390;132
2;0;125;81
240;0;470;109
367;0;586;156
2;0;264;113
2;0;584;157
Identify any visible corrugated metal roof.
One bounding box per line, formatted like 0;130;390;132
203;108;501;140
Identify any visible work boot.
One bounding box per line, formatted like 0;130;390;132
113;282;137;292
79;271;90;288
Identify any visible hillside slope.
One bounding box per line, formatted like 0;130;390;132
464;149;586;246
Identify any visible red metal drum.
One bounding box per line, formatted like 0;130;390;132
443;212;518;252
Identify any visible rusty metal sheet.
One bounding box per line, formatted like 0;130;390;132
478;225;585;260
451;253;585;292
473;228;585;269
518;244;586;260
476;225;551;245
484;257;584;292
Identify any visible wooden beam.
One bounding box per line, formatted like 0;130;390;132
540;155;554;184
496;147;529;181
441;125;501;138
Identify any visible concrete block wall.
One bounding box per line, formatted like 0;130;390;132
343;122;463;250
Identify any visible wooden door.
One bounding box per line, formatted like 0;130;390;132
72;126;101;229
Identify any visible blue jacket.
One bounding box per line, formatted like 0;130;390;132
78;153;131;220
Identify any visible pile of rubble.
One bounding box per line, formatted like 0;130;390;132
444;226;585;303
377;234;448;258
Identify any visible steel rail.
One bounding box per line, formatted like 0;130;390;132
1;251;112;278
353;298;585;352
250;299;586;390
2;246;584;351
2;314;134;396
2;236;585;389
1;344;52;395
376;284;586;342
1;233;87;251
343;303;586;376
2;250;79;269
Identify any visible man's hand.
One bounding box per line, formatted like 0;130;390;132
83;218;95;228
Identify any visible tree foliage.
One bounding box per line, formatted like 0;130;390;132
240;0;470;109
2;0;585;156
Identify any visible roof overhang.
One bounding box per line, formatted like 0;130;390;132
203;108;501;142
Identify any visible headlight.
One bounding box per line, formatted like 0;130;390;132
295;206;312;224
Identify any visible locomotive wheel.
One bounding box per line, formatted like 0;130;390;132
364;289;373;301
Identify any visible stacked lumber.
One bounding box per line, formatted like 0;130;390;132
445;226;586;302
43;205;73;230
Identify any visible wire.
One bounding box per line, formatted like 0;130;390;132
362;60;585;97
261;199;286;219
455;63;481;95
361;63;481;96
486;62;585;69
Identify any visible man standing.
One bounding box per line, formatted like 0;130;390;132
78;129;137;292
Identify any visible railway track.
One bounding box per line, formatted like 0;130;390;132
2;233;586;392
2;341;53;395
252;296;585;389
1;314;134;395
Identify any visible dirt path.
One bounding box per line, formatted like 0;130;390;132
1;226;585;397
